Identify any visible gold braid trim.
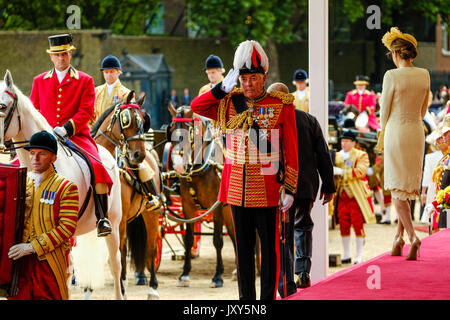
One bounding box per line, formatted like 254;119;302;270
213;88;252;135
268;91;294;104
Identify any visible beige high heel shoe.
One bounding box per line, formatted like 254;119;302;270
406;237;421;260
390;237;405;256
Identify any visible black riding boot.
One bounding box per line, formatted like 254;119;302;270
96;193;112;237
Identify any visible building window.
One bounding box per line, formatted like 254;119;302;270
443;23;450;56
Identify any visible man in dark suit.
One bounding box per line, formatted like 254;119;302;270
277;106;336;297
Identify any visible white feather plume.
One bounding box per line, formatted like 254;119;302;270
233;40;269;73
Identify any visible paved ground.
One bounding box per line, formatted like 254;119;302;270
69;203;430;300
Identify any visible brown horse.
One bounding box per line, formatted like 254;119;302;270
91;92;162;299
166;103;236;288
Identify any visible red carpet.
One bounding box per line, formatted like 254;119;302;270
414;225;430;233
286;229;450;300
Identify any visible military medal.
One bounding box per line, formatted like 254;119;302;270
268;107;274;119
41;190;49;203
113;95;119;103
49;191;56;205
345;160;353;167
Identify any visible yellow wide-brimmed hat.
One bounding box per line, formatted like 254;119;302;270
46;34;76;54
381;27;417;50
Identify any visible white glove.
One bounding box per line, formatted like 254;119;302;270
8;243;35;260
54;126;67;137
367;167;374;176
280;193;294;212
221;68;240;93
333;167;344;176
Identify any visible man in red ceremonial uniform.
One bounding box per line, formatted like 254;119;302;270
30;34;113;237
191;40;298;300
8;131;79;300
344;75;380;131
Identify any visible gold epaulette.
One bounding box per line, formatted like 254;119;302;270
268;90;294;104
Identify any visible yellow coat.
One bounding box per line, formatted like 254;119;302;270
291;87;310;113
24;167;79;300
92;80;131;125
335;148;376;224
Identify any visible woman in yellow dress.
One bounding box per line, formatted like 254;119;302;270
378;27;430;260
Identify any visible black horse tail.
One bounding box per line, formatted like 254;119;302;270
127;214;148;272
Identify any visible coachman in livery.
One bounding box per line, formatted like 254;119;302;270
30;34;113;237
191;40;299;300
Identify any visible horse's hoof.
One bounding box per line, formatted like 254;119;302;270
210;279;223;288
147;288;160;300
177;276;190;287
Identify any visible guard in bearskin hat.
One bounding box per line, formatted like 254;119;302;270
191;40;299;300
30;34;113;237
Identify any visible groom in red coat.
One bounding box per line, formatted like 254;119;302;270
30;34;113;237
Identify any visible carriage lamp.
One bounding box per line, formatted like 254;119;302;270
0;111;5;151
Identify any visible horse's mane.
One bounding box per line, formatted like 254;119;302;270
90;104;117;138
0;80;52;131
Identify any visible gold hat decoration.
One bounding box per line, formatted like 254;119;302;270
381;27;418;50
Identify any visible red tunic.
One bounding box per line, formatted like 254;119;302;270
30;67;113;190
344;89;380;130
191;89;298;207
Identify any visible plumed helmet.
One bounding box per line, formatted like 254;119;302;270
101;55;122;71
204;55;224;70
233;40;269;75
24;131;58;155
293;69;308;82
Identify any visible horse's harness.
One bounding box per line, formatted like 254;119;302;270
0;90;21;135
164;108;224;218
94;102;146;159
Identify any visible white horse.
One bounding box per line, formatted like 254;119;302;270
0;70;123;300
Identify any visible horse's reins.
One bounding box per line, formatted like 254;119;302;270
94;102;146;166
0;90;21;135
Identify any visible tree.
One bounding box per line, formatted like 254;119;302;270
0;0;160;34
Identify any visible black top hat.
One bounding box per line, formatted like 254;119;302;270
293;69;308;82
340;130;357;141
205;55;224;70
353;75;370;86
24;131;58;154
343;118;356;129
101;55;121;70
47;34;76;54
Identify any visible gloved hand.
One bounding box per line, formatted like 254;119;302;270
367;167;374;176
221;68;240;93
280;193;294;212
54;126;67;137
333;167;344;176
8;243;35;260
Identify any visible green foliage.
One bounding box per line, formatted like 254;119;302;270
0;0;160;34
186;0;305;46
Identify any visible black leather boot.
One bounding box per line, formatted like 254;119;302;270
96;193;112;237
296;272;311;288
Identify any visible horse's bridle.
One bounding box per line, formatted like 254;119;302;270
96;102;146;155
0;90;21;135
169;107;216;178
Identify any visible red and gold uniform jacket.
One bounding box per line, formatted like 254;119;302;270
23;167;79;300
335;148;375;223
344;89;380;130
191;88;298;207
30;66;113;190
